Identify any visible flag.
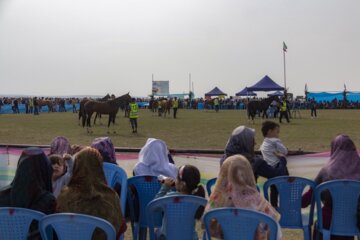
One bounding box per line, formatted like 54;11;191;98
283;42;288;52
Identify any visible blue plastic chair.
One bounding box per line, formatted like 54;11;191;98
206;178;217;196
263;176;316;240
103;162;128;214
203;208;278;240
314;180;360;240
0;207;45;240
39;213;116;240
127;175;162;240
147;195;207;240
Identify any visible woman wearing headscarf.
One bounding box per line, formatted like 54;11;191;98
302;134;360;240
205;155;282;239
50;136;72;155
57;147;126;240
220;126;288;180
133;138;177;179
0;147;56;239
91;137;117;164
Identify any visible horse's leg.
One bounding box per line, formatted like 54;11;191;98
107;115;111;134
78;109;82;125
87;112;94;133
112;114;116;134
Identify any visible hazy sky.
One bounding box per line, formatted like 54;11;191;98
0;0;359;97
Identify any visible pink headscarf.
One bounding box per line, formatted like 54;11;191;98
320;134;360;181
50;136;71;156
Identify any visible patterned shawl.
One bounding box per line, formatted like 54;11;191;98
205;155;281;239
91;137;117;164
57;147;124;239
50;136;72;155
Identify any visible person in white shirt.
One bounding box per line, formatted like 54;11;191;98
260;121;289;207
260;121;288;167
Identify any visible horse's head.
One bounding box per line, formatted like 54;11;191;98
114;93;132;107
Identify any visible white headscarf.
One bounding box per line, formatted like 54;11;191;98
134;138;177;179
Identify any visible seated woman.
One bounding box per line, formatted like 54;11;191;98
50;136;72;155
134;138;177;178
91;137;117;164
205;155;282;240
57;147;126;240
302;134;360;240
154;165;206;240
220;126;288;181
0;147;56;239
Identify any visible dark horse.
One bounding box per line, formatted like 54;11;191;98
82;93;132;133
78;94;111;125
247;96;279;123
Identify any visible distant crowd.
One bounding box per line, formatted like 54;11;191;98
1;96;360;114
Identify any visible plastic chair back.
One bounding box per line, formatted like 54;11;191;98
203;208;278;240
39;213;116;240
263;176;316;228
0;207;45;240
103;162;128;214
206;178;217;196
314;179;360;239
147;195;207;240
127;176;162;239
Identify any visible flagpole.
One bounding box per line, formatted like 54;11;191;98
283;48;287;96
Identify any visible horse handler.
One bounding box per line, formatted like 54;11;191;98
129;98;139;133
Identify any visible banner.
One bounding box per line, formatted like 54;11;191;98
152;81;169;96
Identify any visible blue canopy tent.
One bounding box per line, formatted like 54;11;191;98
267;91;284;97
235;87;257;96
346;92;360;102
205;87;227;97
247;75;284;92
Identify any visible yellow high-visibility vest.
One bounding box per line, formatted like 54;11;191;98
129;103;139;118
173;100;179;108
281;101;287;112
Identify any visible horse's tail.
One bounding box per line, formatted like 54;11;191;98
82;110;87;128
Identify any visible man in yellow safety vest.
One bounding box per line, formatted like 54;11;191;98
279;97;290;123
129;98;139;133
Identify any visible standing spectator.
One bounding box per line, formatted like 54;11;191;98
25;98;29;114
214;98;219;112
33;97;39;115
0;98;3;112
72;98;77;113
172;97;179;119
310;98;317;118
29;97;34;114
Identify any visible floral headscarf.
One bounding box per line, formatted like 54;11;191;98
91;137;117;164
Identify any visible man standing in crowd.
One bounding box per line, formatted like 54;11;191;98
129;98;139;133
214;97;219;112
33;97;39;115
310;98;317;118
172;97;179;119
279;97;290;123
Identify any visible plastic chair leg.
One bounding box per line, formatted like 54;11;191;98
303;226;311;240
139;227;147;240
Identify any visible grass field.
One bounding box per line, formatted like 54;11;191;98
1;109;360;152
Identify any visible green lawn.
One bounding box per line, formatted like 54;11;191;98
1;109;360;152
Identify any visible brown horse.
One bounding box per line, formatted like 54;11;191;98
78;94;111;125
38;99;54;113
159;99;172;118
82;93;132;133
